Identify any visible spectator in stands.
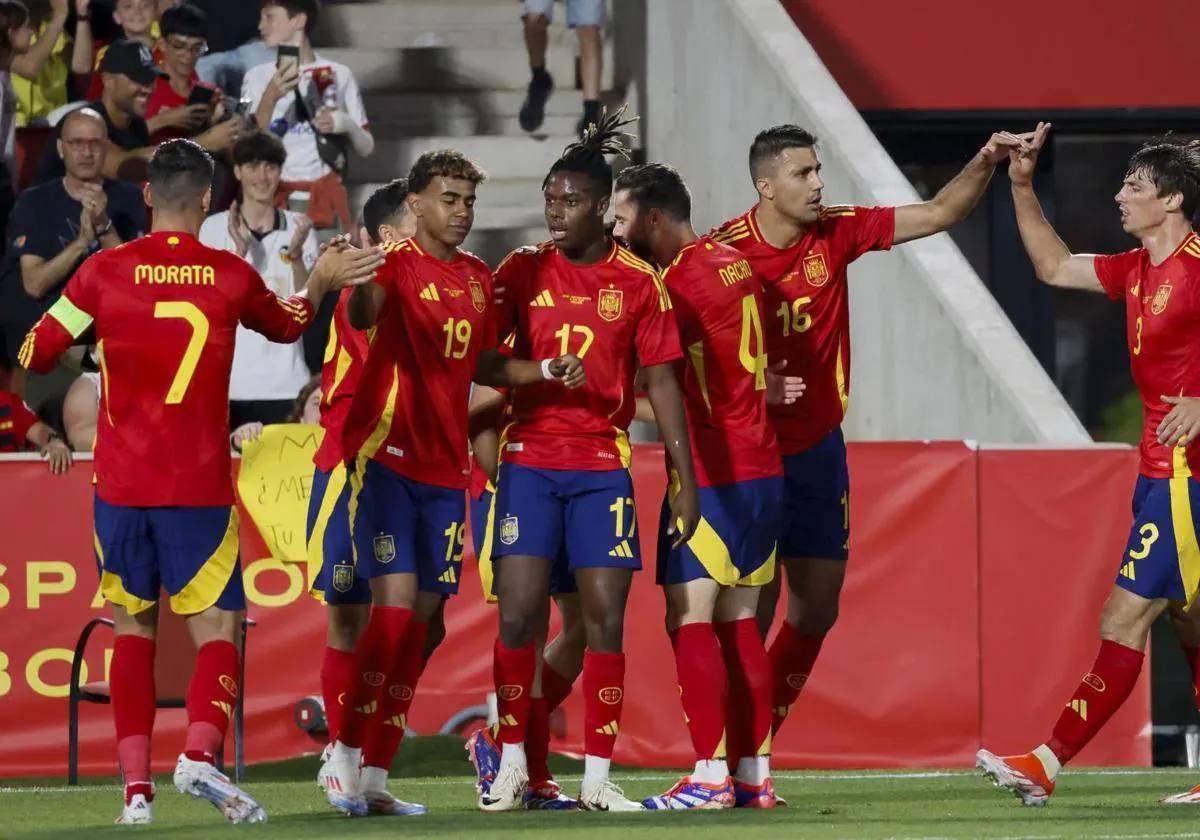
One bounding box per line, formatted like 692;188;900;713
193;0;268;98
36;38;240;182
144;2;219;143
0;389;72;471
230;375;320;451
0;0;34;248
0;107;144;402
13;0;94;126
61;368;97;449
84;0;159;99
518;0;603;135
243;0;371;230
199;131;317;427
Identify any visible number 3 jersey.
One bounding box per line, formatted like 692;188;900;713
341;238;496;489
712;205;895;454
493;240;682;471
660;237;781;487
19;231;315;506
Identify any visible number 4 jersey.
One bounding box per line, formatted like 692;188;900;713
19;230;315;506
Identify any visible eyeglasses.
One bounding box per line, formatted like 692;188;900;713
165;37;208;55
62;139;103;151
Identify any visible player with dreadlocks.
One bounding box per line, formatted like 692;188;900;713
480;109;699;812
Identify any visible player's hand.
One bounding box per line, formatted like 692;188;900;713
227;200;251;257
317;233;352;256
266;63;300;101
979;128;1037;167
668;479;699;549
230;422;264;452
1158;395;1200;447
1006;121;1051;186
314;242;387;290
548;353;585;388
765;359;805;405
288;215;313;261
42;437;72;475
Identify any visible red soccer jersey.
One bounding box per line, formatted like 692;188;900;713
341;238;496;490
19;231;314;506
313;288;368;473
661;237;782;486
0;391;38;451
1095;233;1200;478
145;74;220;143
494;240;682;471
712;205;895;454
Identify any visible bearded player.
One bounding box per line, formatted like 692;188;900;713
712;124;1036;742
19;139;382;826
318;149;584;817
976;128;1200;806
482;112;699;813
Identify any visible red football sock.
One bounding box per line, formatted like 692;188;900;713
1047;639;1144;764
583;650;625;759
1183;645;1200;708
362;619;428;770
339;606;414;748
493;639;536;744
671;623;727;762
527;697;551;784
767;621;825;734
111;634;156;792
541;659;575;713
184;639;239;762
320;645;355;740
717;618;773;765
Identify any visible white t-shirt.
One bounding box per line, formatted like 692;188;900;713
199;208;318;400
242;55;369;182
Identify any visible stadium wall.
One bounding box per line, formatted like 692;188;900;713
641;0;1088;444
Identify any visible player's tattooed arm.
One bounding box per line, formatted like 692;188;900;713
893;127;1037;245
643;362;699;548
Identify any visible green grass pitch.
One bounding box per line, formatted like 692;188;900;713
5;737;1200;838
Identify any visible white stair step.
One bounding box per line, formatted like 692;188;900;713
462;225;552;267
314;4;583;50
349;178;548;212
354;133;580;184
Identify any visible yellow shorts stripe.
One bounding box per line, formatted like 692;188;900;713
95;531;157;615
170;507;241;615
1170;476;1200;609
307;464;349;603
478;492;498;604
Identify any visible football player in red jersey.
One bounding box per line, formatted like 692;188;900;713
975;130;1200;806
19;139;383;826
613;162;789;810
711;124;1036;747
482;113;699;813
318;149;585;817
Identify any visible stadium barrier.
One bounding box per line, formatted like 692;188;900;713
0;441;1148;776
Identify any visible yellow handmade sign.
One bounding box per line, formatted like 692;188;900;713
237;423;324;564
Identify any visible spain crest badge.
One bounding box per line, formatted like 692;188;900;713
1151;284;1172;315
803;253;830;287
598;288;623;321
469;279;486;313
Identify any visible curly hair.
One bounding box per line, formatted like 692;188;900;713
407;149;487;194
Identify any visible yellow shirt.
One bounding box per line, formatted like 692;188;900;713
12;27;69;127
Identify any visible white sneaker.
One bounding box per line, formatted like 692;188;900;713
478;763;528;812
318;742;367;816
580;778;645;812
173;754;267;824
114;793;153;825
316;744;333;790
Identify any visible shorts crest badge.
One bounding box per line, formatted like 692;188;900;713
598;288;623;321
332;563;355;592
469;279;486;313
1152;284;1172;315
499;516;519;546
373;534;396;564
802;253;830;287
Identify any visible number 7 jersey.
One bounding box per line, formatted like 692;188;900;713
19;231;316;506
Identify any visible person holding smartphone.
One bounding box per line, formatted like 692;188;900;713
145;2;226;143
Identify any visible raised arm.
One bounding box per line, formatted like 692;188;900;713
893;129;1036;245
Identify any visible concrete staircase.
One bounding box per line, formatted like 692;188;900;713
313;0;621;265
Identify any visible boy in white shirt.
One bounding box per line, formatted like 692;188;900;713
199;131;318;427
241;0;372;229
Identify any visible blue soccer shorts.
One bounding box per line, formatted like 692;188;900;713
307;463;370;605
349;458;467;596
473;486;577;602
1115;474;1200;607
780;427;850;561
93;497;245;616
657;475;782;587
490;462;639;577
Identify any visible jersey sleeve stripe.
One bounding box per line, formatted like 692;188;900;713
47;294;95;338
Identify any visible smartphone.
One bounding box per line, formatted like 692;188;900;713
276;45;300;75
187;86;216;106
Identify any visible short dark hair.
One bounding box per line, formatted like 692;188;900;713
407;150;486;195
160;2;207;39
363;178;411;243
1127;137;1200;222
544;105;636;196
749;124;818;179
613;163;691;222
232;131;286;167
0;0;29;55
261;0;319;36
148;139;214;208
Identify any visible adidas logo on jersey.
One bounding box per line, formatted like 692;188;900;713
530;290;555;307
608;540;634;558
419;284;440;302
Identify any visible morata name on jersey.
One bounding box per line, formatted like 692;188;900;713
134;264;217;286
